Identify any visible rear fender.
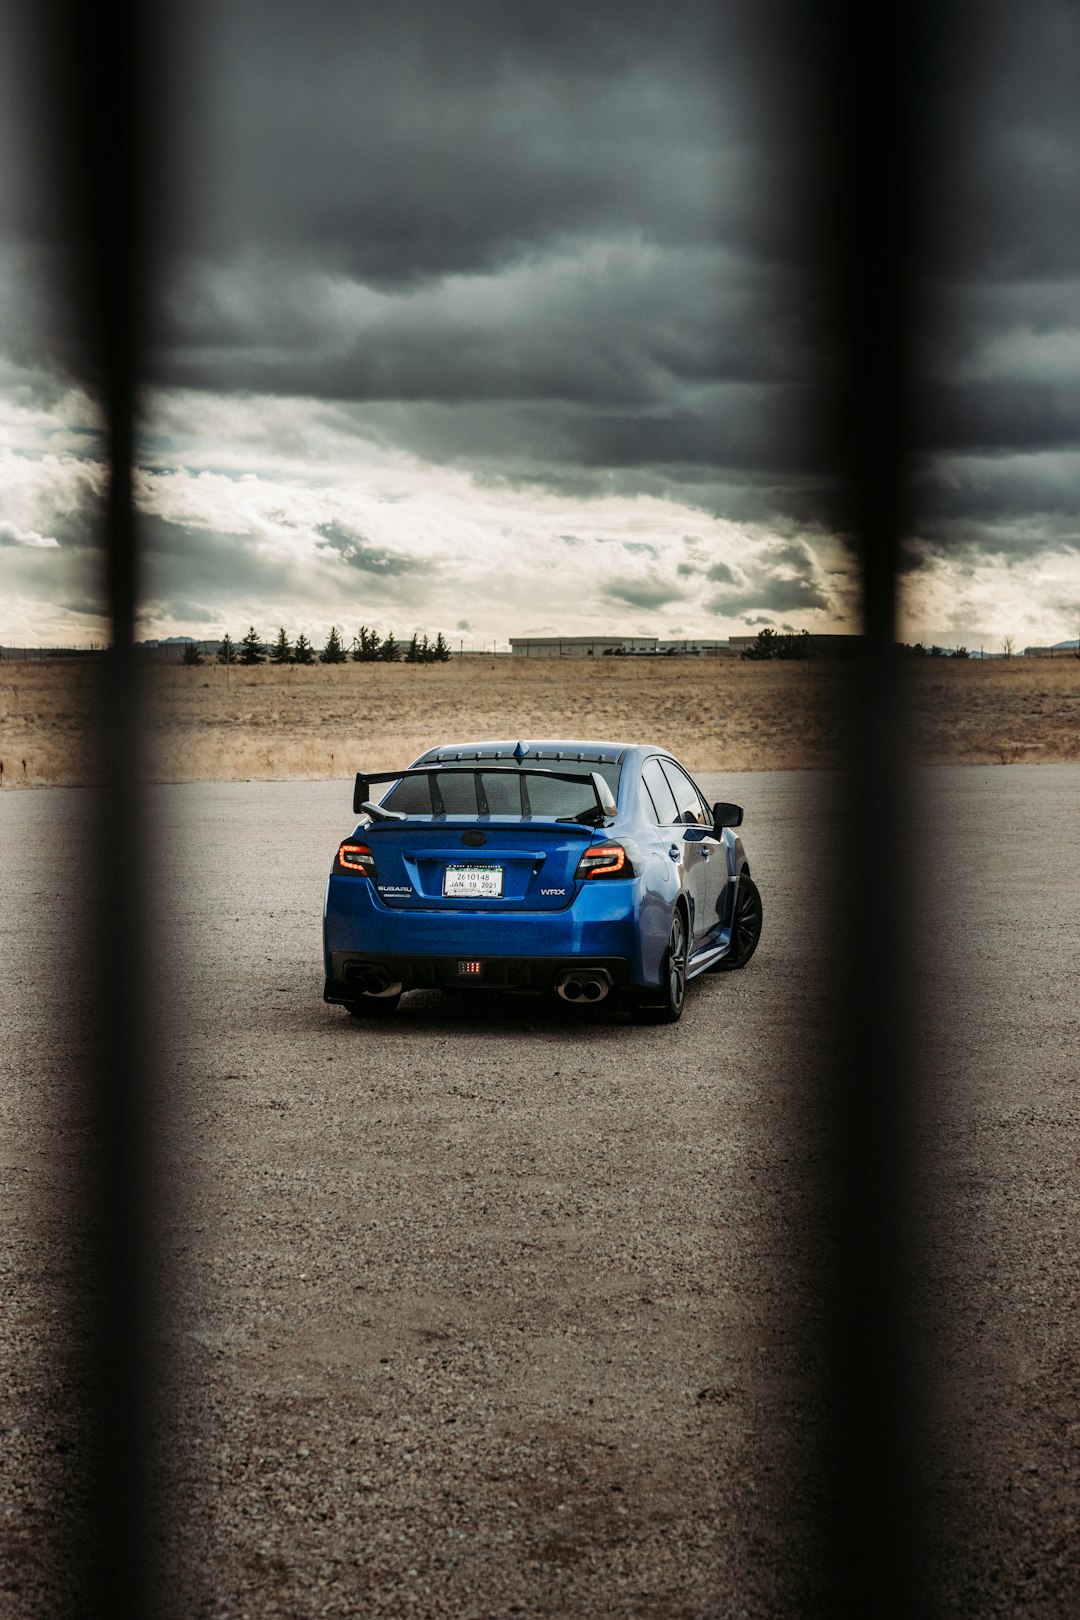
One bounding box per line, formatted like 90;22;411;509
635;857;682;988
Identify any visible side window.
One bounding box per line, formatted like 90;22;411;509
659;759;708;825
639;778;660;822
641;757;680;825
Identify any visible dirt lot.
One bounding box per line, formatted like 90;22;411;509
2;654;1078;787
3;767;1080;1616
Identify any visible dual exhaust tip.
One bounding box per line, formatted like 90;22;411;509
556;971;611;1004
349;965;404;999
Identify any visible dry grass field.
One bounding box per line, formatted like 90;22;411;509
1;654;1078;787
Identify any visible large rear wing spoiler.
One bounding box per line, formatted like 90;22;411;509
353;764;617;822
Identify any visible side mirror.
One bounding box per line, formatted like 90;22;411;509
712;801;743;830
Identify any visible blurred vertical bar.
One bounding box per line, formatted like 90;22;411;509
34;0;162;1613
807;2;940;1613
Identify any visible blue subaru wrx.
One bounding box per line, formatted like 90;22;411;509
323;738;762;1023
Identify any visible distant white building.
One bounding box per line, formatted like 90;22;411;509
509;635;657;657
509;635;735;657
656;638;736;656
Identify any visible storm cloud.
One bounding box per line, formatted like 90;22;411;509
603;575;688;613
2;0;1079;644
134;0;823;534
906;0;1080;604
154;0;1080;548
680;536;834;619
315;523;428;577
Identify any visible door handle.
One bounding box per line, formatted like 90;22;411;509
668;845;680;861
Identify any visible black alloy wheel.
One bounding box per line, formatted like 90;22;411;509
632;906;688;1024
717;872;763;970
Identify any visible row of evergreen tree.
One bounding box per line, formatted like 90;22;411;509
182;625;452;666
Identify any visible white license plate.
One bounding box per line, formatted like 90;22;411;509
443;863;504;898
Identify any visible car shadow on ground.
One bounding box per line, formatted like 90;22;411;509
312;978;696;1043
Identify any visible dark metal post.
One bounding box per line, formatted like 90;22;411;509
37;0;164;1613
808;3;940;1612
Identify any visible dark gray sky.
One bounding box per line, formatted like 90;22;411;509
2;0;1078;646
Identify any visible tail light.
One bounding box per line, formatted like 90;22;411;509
575;843;633;879
335;841;377;876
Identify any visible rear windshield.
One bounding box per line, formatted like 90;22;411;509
383;759;622;819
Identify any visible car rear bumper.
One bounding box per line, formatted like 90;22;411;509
323;871;666;989
324;951;632;1001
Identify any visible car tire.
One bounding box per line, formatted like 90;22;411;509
344;993;402;1017
631;907;688;1024
716;873;762;970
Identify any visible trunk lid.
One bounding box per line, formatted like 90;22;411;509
362;817;596;911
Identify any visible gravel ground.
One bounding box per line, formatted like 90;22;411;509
2;766;1079;1617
